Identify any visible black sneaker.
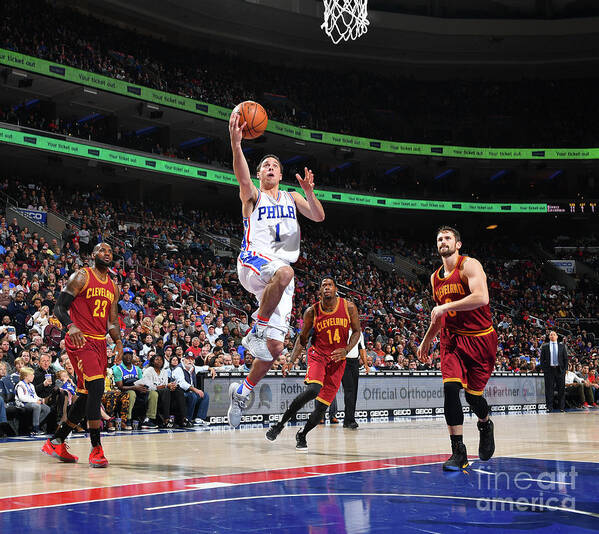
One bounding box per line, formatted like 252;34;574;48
442;442;469;471
141;419;158;429
266;423;284;442
343;422;359;429
477;419;495;461
295;429;308;451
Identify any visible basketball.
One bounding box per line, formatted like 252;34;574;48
234;100;268;139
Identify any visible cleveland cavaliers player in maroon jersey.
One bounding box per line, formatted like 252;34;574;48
42;243;123;467
418;226;497;471
265;277;361;450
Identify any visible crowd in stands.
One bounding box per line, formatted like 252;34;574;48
2;0;599;149
0;173;597;436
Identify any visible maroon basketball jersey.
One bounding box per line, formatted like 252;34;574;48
69;267;115;338
432;255;493;335
311;297;352;357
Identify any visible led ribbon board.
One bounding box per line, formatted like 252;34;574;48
1;49;597;161
0;127;547;213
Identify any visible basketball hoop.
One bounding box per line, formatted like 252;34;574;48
321;0;369;45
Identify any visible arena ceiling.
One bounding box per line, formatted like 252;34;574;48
61;0;599;79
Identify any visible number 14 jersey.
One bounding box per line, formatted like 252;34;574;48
311;297;352;358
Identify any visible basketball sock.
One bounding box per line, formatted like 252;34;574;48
52;421;76;444
237;377;256;397
255;314;270;335
450;434;463;451
89;428;101;448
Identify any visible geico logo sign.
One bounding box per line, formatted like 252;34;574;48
209;416;229;424
336;411;345;417
523;404;536;410
370;417;389;423
435;408;445;414
508;405;522;411
461;406;471;413
296;413;310;420
492;405;506;411
415;408;433;415
241;415;263;422
269;414;282;422
368;410;389;417
393;409;412;416
355;411;368;418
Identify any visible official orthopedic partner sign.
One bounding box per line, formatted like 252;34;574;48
14;207;47;225
203;374;545;420
1;48;599;160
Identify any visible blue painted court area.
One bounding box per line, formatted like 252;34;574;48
3;457;598;533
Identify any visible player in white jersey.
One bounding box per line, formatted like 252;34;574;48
227;110;325;428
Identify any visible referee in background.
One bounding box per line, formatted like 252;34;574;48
342;329;370;429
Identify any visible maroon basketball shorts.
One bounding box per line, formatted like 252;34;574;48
305;347;346;405
65;333;108;394
440;328;498;395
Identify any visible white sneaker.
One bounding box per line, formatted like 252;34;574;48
194;418;209;427
242;329;271;361
227;382;246;428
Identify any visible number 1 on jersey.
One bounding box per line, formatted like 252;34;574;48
275;223;281;242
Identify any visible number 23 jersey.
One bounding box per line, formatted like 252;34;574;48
69;267;116;338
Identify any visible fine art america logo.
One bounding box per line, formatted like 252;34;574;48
476;466;578;513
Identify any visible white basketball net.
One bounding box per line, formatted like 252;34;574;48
321;0;369;44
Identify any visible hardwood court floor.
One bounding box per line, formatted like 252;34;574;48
0;411;597;501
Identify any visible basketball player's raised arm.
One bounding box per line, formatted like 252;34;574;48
417;274;443;362
331;301;361;362
291;168;325;222
282;307;315;376
229;111;258;206
54;269;87;349
107;280;124;364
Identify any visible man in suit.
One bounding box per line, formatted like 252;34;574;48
540;331;568;412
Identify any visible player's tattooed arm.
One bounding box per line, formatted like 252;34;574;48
283;306;315;376
108;279;124;364
55;269;88;349
331;301;361;362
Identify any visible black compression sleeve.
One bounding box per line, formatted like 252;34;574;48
54;291;75;328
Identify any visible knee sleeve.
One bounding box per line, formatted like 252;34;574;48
444;382;464;427
280;383;321;425
465;391;489;420
85;378;104;421
66;393;88;425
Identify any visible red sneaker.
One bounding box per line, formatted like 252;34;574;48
41;439;78;463
583;402;590;407
89;445;108;468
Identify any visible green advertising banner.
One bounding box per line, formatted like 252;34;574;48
0;126;548;213
1;49;598;161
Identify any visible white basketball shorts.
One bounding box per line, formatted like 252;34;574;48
237;250;294;344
